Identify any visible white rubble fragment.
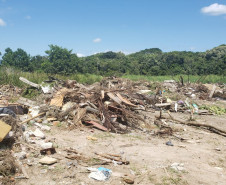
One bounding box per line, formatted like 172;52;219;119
33;128;45;139
39;156;57;165
23;131;35;143
14;151;27;160
34;122;51;131
29;106;40;117
170;163;184;171
89;171;108;181
41;125;51;131
40;142;53;149
41;85;52;94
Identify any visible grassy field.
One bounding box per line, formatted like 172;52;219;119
0;68;102;87
0;67;225;88
122;74;226;84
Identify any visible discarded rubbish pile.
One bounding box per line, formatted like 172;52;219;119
0;85;22;100
36;77;159;133
0;76;226;184
163;80;226;100
15;76;226;135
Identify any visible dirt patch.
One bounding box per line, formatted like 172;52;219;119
0;150;17;185
1;77;226;184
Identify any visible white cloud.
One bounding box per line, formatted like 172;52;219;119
77;53;85;57
93;38;101;43
25;15;31;20
0;18;6;26
201;3;226;16
120;50;133;55
189;47;196;51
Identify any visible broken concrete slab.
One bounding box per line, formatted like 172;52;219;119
33;128;45;139
39;156;57;165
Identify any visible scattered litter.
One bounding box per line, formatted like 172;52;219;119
214;167;223;171
215;148;221;151
166;141;174;146
32;128;45;139
86;136;98;141
170;163;184;171
88;167;112;181
0;76;226;183
122;174;135;184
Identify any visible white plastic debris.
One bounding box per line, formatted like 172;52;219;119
14;151;27;160
137;90;152;94
41;85;52;94
170;163;184;171
175;102;178;112
29;106;40;117
33;128;45;139
88;167;112;181
89;171;108;181
34;122;51;131
41;125;51;131
191;94;196;99
23;130;35;143
164;80;175;83
40;142;53;149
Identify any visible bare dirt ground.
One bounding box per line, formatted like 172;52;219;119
16;106;226;185
1;80;226;185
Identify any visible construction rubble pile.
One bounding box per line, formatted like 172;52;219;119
0;77;226;184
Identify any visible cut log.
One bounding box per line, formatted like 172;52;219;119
159;111;226;137
19;77;40;88
155;103;171;107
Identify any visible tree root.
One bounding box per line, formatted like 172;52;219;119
157;111;226;137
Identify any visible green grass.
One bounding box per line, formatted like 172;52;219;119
122;74;226;83
199;105;226;115
0;67;103;87
1;67;225;88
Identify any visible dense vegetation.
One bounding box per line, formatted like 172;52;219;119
0;44;226;77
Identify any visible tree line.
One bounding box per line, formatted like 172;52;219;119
0;44;225;76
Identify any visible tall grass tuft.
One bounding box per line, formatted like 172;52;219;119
122;74;226;84
0;67;103;87
0;67;225;88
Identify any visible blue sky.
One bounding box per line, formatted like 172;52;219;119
0;0;226;56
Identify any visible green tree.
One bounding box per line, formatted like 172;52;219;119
45;45;79;74
1;48;15;66
13;48;31;71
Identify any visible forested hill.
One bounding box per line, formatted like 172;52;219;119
0;45;225;76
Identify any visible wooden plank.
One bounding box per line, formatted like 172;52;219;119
116;93;137;107
17;97;37;107
0;120;12;142
107;92;122;104
50;88;69;107
101;90;105;99
209;84;216;99
19;77;40;88
19;112;45;125
155;103;171;107
86;121;108;131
